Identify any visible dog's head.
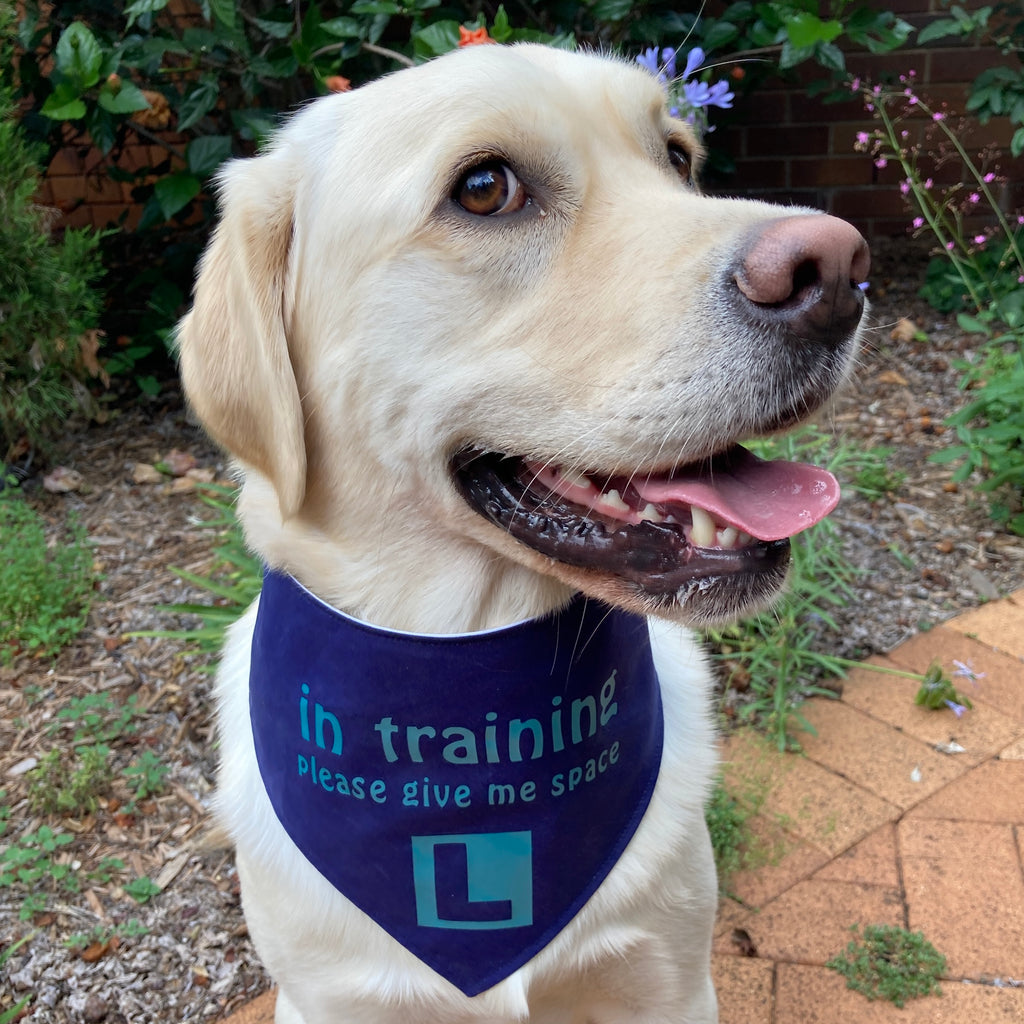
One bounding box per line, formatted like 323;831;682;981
178;44;868;630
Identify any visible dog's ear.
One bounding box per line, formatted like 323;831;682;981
177;153;306;520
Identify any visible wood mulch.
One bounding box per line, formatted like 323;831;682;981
2;237;1023;1023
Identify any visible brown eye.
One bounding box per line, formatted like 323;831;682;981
455;161;527;216
668;143;691;184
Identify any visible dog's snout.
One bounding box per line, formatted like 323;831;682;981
732;215;870;343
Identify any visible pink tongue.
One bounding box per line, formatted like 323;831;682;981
634;447;840;542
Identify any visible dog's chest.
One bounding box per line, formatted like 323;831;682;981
248;571;664;995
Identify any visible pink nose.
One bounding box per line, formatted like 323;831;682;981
733;214;870;343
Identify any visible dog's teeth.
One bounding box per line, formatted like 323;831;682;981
717;527;738;549
561;468;593;489
639;503;664;523
600;489;630;513
737;530;753;546
690;506;716;547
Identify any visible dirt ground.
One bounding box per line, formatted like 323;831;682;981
2;237;1023;1023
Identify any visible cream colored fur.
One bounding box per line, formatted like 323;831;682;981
177;43;860;1024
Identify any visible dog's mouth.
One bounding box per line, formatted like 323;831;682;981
452;445;839;600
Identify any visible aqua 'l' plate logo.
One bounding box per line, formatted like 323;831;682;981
411;832;533;931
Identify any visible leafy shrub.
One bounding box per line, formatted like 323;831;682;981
703;428;894;749
8;1;910;384
855;75;1024;531
0;496;96;663
827;924;946;1006
0;5;105;457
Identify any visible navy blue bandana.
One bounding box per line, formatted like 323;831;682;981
249;570;663;997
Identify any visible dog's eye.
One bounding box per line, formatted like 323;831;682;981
668;143;691;184
455;161;527;216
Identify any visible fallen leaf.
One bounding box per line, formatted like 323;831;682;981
170;476;196;494
43;466;84;493
79;940;112;963
890;317;923;343
185;466;216;483
876;369;908;386
161;449;197;476
78;329;110;387
731;927;758;957
132;463;164;484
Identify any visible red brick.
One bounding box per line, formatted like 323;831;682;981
929;46;1013;84
47;147;85;176
901;819;1024;980
747;124;829;157
730;159;790;190
832;187;913;219
49;175;91;204
91;202;137;229
791;157;876;188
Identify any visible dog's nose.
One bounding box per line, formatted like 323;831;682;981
732;215;870;344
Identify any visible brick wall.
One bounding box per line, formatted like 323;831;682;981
719;0;1024;237
39;1;1021;239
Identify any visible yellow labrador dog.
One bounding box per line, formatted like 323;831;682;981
178;43;868;1024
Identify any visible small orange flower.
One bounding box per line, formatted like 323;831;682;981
730;66;745;81
325;75;352;93
458;25;495;46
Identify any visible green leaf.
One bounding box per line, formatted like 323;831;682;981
177;78;219;131
350;0;401;13
917;18;961;44
97;79;150;115
85;105;118;154
208;0;235;28
154;172;201;219
785;13;842;49
1013;127;1024;158
55;22;104;89
413;21;460;59
254;14;295;39
321;16;362;39
124;0;171;30
702;19;740;51
40;90;87;121
186;135;232;177
491;5;512;43
591;0;634;20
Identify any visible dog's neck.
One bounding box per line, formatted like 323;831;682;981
237;475;575;633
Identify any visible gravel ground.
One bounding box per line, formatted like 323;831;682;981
2;235;1022;1023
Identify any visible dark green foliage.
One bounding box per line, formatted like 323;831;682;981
0;496;96;663
0;3;104;456
827;924;946;1007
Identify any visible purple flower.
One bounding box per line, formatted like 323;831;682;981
683;47;705;80
636;46;678;84
952;659;985;684
944;699;967;718
856;130;871;146
974;233;987;245
913;217;925;228
661;47;678;80
636;47;662;75
984;172;996;182
968;192;980;204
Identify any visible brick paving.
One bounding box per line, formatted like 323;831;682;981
223;593;1024;1023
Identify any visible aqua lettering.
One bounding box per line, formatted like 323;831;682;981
570;696;597;744
507;718;543;762
375;717;400;762
406;725;436;763
441;726;478;764
600;670;618;726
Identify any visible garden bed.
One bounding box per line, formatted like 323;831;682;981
2;237;1023;1023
